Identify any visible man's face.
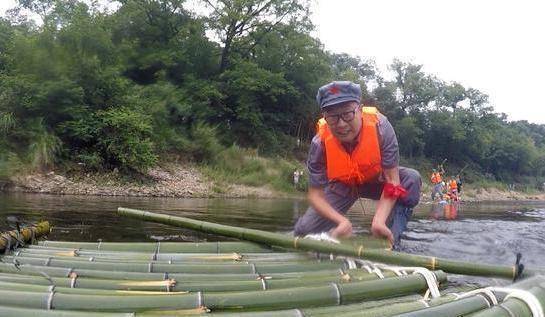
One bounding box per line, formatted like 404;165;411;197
322;102;362;143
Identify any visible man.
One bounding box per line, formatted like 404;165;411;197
293;81;422;246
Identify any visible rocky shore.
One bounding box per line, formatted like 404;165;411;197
4;164;284;199
3;164;545;201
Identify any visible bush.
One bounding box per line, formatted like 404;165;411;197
96;107;157;172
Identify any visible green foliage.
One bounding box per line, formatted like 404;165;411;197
27;119;62;171
185;122;224;163
202;145;304;192
0;0;543;191
96;107;158;171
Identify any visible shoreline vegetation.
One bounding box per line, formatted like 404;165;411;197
1;1;544;201
3;160;544;202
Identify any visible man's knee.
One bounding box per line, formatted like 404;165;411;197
400;167;422;207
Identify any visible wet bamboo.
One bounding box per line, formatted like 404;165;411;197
0;271;446;312
15;248;314;262
0;221;50;252
397;275;545;317
376;295;493;317
8;250;338;266
8;251;340;266
468;276;545;317
38;237;390;252
1;255;344;274
0;306;208;317
38;241;273;253
117;207;533;279
0;269;398;292
207;292;468;317
0;261;394;283
0;280;188;296
0;306;134;317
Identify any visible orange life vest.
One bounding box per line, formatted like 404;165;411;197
449;179;458;190
430;172;442;184
317;107;382;186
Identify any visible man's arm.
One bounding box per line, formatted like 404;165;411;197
307;186;352;237
371;166;399;244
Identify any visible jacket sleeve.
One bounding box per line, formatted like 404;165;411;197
307;134;329;187
377;113;400;169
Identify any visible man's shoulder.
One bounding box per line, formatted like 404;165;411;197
376;112;389;125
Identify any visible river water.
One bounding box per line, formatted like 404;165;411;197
1;192;544;274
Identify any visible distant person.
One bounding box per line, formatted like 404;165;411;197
293;169;300;188
430;168;443;201
456;175;463;194
293;81;422;246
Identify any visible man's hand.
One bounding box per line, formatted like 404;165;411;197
330;218;353;238
371;220;394;245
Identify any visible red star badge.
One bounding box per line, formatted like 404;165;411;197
329;85;340;94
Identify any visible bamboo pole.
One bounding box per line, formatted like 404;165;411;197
37;241;273;253
0;272;446;312
0;268;399;292
467;276;545;317
398;275;545;317
5;251;340;267
1;255;344;274
117;207;537;279
0;221;50;252
37;237;390;252
16;248;313;262
0;306;134;317
0;261;398;283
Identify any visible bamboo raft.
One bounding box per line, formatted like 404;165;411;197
0;208;543;316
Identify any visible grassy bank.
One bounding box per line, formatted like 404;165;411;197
200;145;307;195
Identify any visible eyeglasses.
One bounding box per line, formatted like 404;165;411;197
323;108;358;125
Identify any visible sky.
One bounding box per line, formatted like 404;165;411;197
312;0;545;123
1;0;544;124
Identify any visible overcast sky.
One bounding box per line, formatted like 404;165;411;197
2;0;544;123
312;0;545;123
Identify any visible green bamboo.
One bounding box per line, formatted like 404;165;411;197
0;271;446;312
0;280;187;296
37;241;272;253
0;261;395;283
0;306;134;317
8;251;340;265
117;207;540;279
1;255;344;274
468;276;545;317
398;275;545;317
0;221;50;252
0;268;398;292
16;248;313;262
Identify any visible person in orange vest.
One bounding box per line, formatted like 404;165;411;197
293;81;422;247
448;177;458;200
430;168;443;201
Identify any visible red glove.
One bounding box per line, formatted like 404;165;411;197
383;183;408;199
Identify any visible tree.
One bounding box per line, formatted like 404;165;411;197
201;0;310;72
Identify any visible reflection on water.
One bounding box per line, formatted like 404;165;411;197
1;192;545;272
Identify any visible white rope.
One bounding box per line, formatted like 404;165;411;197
345;258;357;270
362;265;373;273
372;267;385;279
411;267;441;298
455;288;498;306
304;232;340;244
489;287;544;317
418;298;430;308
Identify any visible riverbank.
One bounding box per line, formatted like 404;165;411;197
3;164;545;201
4;163;290;199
